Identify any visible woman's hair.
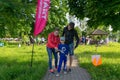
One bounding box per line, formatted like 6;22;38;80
54;27;59;31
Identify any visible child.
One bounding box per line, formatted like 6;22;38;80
56;37;69;76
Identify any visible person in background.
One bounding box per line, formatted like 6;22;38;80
62;22;79;72
46;28;60;73
29;35;34;44
41;36;45;43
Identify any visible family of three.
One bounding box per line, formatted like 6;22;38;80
46;22;79;76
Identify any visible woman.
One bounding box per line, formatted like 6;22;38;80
46;28;60;73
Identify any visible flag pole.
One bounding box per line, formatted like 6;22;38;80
30;41;35;67
32;0;50;67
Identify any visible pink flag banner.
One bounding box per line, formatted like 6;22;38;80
34;0;50;36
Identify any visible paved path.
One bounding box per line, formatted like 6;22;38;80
43;56;91;80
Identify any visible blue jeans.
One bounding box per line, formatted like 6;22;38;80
57;55;67;73
46;47;58;70
68;43;74;56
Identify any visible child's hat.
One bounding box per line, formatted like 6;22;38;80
60;37;65;41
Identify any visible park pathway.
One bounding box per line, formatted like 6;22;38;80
43;56;91;80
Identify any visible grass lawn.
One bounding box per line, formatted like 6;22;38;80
75;42;120;80
0;42;120;80
0;44;48;80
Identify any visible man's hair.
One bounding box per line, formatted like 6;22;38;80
69;22;75;29
54;27;59;31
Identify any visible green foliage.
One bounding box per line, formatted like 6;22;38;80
0;45;48;80
41;0;68;37
0;0;35;37
75;42;120;80
0;0;68;38
74;27;82;37
68;0;120;31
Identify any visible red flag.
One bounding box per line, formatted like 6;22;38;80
34;0;50;36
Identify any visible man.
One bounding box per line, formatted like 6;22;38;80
46;28;60;73
62;22;79;72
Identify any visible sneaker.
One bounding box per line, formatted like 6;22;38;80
64;71;67;74
68;68;71;73
49;69;54;74
56;73;60;77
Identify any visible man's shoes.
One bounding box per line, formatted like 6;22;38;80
68;68;71;73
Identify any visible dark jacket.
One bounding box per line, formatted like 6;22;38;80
62;27;79;48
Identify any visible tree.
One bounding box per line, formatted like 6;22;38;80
74;26;82;37
68;0;120;31
0;0;35;37
0;0;68;38
41;0;68;38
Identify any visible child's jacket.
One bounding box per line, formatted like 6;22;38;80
58;44;69;56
